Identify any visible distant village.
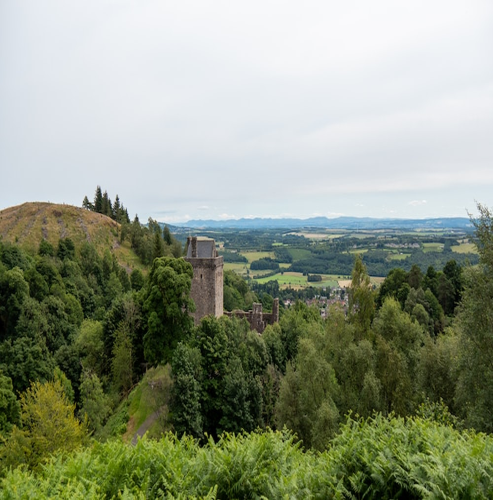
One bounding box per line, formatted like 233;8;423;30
283;285;349;319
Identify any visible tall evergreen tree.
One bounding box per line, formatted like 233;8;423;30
94;186;103;213
163;225;172;246
82;196;93;211
101;191;112;218
113;195;121;222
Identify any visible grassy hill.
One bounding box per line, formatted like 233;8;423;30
0;202;142;270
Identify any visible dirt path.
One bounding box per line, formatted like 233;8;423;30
131;411;160;446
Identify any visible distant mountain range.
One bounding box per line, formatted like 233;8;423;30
173;216;473;231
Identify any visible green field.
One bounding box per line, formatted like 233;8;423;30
254;272;339;289
422;243;444;252
451;242;477;254
388;253;410;261
349;248;369;254
251;269;277;278
288;248;312;260
241;251;275;263
224;263;249;275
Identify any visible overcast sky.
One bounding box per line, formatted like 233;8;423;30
1;1;492;222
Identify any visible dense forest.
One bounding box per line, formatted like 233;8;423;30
1;200;493;497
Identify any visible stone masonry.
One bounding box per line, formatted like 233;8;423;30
185;236;224;325
225;298;279;334
185;236;279;332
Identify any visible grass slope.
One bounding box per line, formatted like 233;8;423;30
0;202;142;270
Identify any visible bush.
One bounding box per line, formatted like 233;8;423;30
3;416;493;498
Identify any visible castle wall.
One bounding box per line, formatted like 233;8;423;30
225;298;279;333
185;242;224;324
185;236;279;332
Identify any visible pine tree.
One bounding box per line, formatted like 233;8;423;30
153;232;164;260
113;195;121;222
82;196;93;211
94;186;103;213
163;225;173;246
102;191;112;218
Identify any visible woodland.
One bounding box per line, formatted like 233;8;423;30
1;192;493;498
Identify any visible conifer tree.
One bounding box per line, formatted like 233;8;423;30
113;195;121;222
101;191;112;217
82;196;93;211
94;186;103;213
163;225;173;246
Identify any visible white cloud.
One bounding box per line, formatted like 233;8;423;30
1;0;492;220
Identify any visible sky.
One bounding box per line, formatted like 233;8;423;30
1;1;492;223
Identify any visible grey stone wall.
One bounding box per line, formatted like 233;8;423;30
185;238;224;324
225;298;279;333
185;235;279;332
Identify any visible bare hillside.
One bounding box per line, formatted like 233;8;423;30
0;202;141;269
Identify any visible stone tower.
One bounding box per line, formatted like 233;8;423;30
185;236;224;325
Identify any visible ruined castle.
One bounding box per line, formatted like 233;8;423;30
185;236;224;324
185;236;279;333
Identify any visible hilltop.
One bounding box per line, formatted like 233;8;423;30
0;202;141;269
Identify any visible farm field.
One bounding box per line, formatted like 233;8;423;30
254;272;339;289
338;276;385;288
210;224;478;291
451;242;477;254
387;253;410;261
422;242;444;252
297;232;345;240
224;263;249;275
241;251;274;262
349;248;369;254
287;248;312;260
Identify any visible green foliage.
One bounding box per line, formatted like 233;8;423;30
0;379;86;472
0;334;55;394
223;270;256;312
75;319;105;376
53;366;75;403
218;250;248;263
373;298;425;415
348;255;375;338
250;257;280;271
57;238;75;261
38;239;54;257
171;316;269;439
99;400;130;440
130;268;145;291
0;266;30;338
278;301;321;365
0;372;20;435
79;371;112;434
276;304;381;450
143;257;194;365
112;322;134;395
83;185;130;224
455;203;493;432
171;342;204;438
262;323;286;370
418;329;459;412
3;417;493;498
